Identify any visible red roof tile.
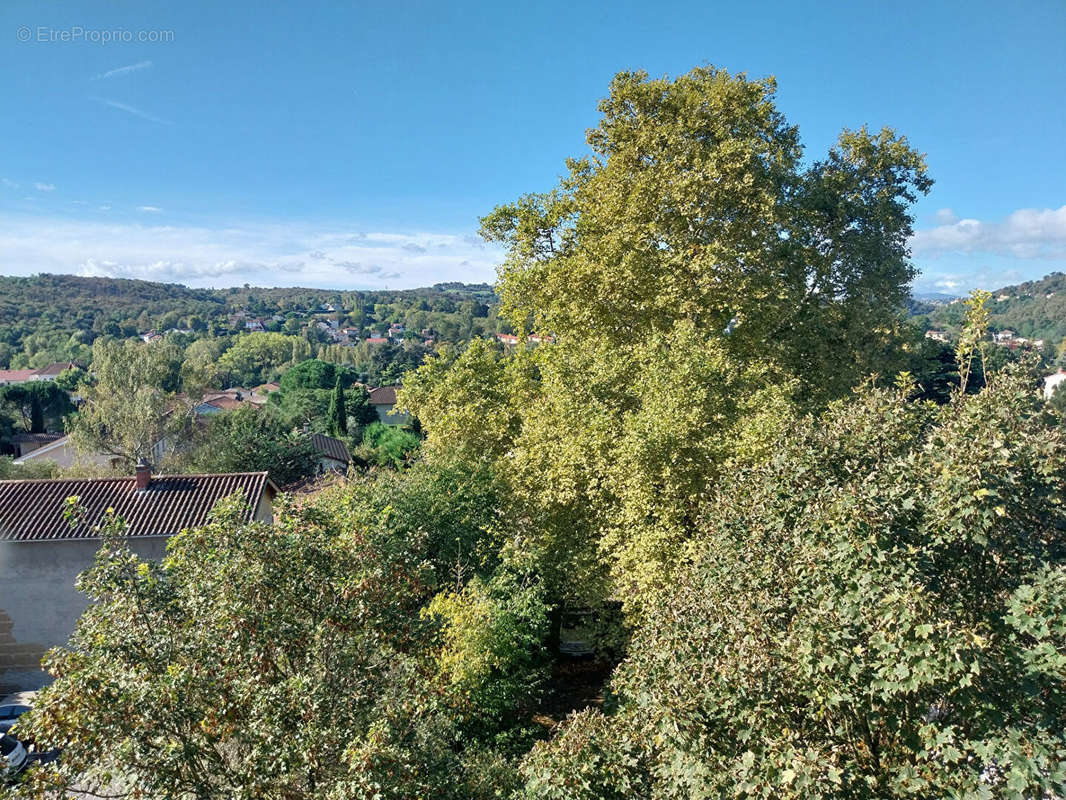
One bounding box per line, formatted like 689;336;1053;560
0;472;274;542
0;369;35;383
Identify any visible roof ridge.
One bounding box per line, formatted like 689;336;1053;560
0;470;271;485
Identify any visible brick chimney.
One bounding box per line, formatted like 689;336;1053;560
135;459;152;490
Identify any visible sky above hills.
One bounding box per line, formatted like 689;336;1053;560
0;0;1063;294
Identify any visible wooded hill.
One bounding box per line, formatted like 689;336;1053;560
0;273;501;370
914;271;1066;345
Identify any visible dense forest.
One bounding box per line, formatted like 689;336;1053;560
7;67;1066;800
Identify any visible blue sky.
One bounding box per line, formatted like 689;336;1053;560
0;0;1063;294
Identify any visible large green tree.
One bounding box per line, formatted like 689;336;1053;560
178;404;318;485
68;339;193;467
521;365;1066;798
405;66;932;616
0;380;74;434
480;66;930;402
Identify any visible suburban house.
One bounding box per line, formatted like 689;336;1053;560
310;433;352;473
26;362;79;382
365;336;388;345
0;369;35;386
0;467;277;692
368;386;410;425
12;435;120;470
0;362;78;386
8;433;64;459
193;389;257;415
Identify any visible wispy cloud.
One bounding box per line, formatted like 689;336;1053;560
1;178;19;189
92;60;153;80
0;214;502;289
91;96;172;125
912;206;1066;260
137;205;162;213
34;182;55;192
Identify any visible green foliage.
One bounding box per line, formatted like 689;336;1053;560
0;380;74;433
280;358;357;392
956;289;992;393
358;422;420;468
0;454;57;480
216;332;296;386
179;405;317;485
522;366;1066;798
11;465;542;799
482;66;930;405
327;377;348;436
68;339;192;467
424;569;550;730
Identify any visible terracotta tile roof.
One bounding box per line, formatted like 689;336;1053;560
0;472;275;542
311;433;351;465
30;362;78;378
368;386;397;405
0;370;35;384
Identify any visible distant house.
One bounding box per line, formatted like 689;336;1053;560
496;334;520;346
13;434;149;470
994;330;1016;343
368;386;410;425
8;433;64;459
924;330;950;343
365;337;389;345
0;370;35;387
27;362;79;382
194;390;254;415
245;320;266;332
141;330;163;343
0;466;276;690
310;433;351;473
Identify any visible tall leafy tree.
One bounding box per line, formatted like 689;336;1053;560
68;339;192;467
480;66;931;402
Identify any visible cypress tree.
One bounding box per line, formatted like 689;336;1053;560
327;377;347;436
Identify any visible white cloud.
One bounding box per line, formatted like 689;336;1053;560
137;205;163;213
34;182;55;192
91;96;172;125
912;205;1066;260
92;60;153;80
934;208;958;225
1;178;18;189
0;214;502;289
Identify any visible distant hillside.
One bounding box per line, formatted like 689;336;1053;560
917;271;1066;345
0;273;501;370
